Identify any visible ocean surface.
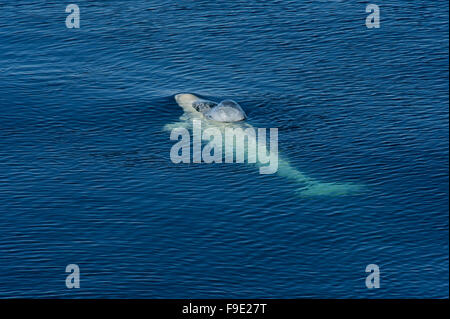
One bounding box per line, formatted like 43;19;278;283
0;1;448;298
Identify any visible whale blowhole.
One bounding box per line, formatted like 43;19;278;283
205;99;247;123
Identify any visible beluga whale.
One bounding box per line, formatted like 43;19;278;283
165;93;363;196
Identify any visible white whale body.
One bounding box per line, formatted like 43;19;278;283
166;93;363;196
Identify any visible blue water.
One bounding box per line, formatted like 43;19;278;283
0;1;448;298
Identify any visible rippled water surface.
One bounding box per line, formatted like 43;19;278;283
0;1;448;298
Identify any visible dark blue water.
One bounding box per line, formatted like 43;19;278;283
0;1;448;298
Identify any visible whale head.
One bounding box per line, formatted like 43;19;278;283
174;93;201;110
206;100;247;123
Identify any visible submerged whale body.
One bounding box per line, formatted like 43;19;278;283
167;93;364;197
